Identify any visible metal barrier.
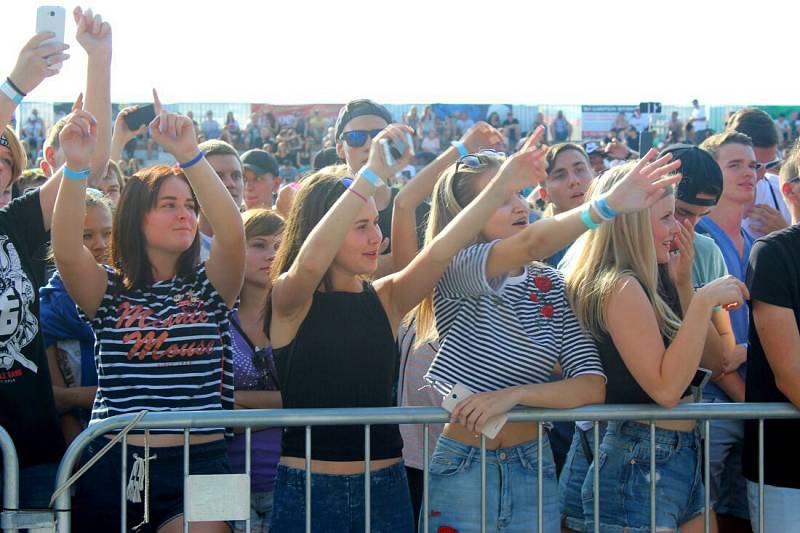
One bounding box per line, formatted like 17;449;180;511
25;402;798;532
0;425;19;533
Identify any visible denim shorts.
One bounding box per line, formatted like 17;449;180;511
269;460;413;533
73;437;232;532
582;421;705;533
425;434;559;533
559;424;606;531
233;490;273;533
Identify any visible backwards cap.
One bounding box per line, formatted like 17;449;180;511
334;99;392;140
658;143;722;206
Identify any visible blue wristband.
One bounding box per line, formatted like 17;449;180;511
581;205;601;230
451;140;468;158
0;81;23;105
595;195;617;219
358;167;383;187
178;150;205;169
63;167;91;180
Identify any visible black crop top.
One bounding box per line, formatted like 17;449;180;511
599;270;693;404
273;282;403;461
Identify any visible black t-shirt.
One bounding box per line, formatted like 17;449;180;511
377;187;431;254
743;224;800;489
502;118;520;141
0;190;65;467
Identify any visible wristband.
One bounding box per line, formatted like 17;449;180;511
0;80;23;105
594;195;617;219
580;205;601;230
344;185;368;203
358;167;383;188
451;140;469;158
178;150;205;169
63;167;91;180
5;78;26;97
712;305;722;313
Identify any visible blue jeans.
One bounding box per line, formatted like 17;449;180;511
269;461;413;533
705;399;749;520
582;421;705;532
559;424;606;531
424;434;559;533
746;480;800;532
233;490;273;533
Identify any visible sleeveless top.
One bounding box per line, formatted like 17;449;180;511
273;282;403;461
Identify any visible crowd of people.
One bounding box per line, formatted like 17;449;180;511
1;7;800;533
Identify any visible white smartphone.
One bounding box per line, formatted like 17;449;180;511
441;383;508;440
36;6;66;46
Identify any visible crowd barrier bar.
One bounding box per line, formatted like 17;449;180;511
0;425;18;533
45;402;799;533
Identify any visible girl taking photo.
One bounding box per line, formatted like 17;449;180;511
54;91;245;533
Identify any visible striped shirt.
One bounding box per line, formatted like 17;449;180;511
83;264;234;434
425;241;604;396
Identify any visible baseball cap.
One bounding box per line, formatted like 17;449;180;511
334;99;393;140
583;141;603;156
658;143;722;206
241;149;279;177
312;147;343;170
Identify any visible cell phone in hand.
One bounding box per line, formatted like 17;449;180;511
36;6;66;46
381;133;415;166
123;105;156;132
441;383;508;440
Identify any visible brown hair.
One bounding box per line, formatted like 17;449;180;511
242;208;284;241
699;131;754;160
1;126;27;186
110;165;199;291
198;139;241;163
544;143;589;174
103;160;125;188
726;107;779;148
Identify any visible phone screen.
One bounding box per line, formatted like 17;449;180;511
639;130;654;158
123;105;156;131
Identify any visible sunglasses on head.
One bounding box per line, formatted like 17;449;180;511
455;149;506;173
341;129;383;148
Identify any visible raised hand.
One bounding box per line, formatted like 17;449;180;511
462;121;505;153
73;7;112;59
746;204;788;235
8;33;70;94
363;124;414;181
149;89;199;163
490;125;548;196
605;149;683;214
113;106;147;144
59;94;97;171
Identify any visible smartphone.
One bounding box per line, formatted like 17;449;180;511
691;368;713;390
381;133;415;166
123;105;156;131
441;383;508;440
36;6;66;46
638;130;654;158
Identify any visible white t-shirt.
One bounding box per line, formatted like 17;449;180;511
691;107;707;132
629;114;649;132
421;136;441;153
742;173;791;239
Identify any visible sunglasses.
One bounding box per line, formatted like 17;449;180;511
455;149;506;173
341;129;383;148
755;158;782;171
787;176;800;185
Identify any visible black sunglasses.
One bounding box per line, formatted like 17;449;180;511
341;129;383;148
454;149;506;173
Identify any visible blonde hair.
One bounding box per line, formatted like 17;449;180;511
564;161;681;341
413;153;504;345
780;139;800;185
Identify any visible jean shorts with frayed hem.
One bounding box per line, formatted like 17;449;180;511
582;421;705;533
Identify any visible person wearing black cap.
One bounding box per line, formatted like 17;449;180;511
241;148;279;210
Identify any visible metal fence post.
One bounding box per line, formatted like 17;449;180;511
423;424;429;533
480;434;486;533
650;422;656;533
364;424;371;533
537;422;543;533
0;426;19;533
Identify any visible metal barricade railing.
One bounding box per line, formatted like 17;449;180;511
38;402;800;532
0;425;19;533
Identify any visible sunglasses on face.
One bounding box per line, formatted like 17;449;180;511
756;158;781;171
787;176;800;185
341;129;383;148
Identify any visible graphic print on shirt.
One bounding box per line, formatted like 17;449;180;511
0;235;38;376
116;290;214;362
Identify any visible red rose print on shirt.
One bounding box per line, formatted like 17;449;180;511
541;303;554;318
533;275;552;293
529;292;538;302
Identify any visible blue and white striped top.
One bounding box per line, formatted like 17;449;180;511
82;264;234;434
425;241;604;396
